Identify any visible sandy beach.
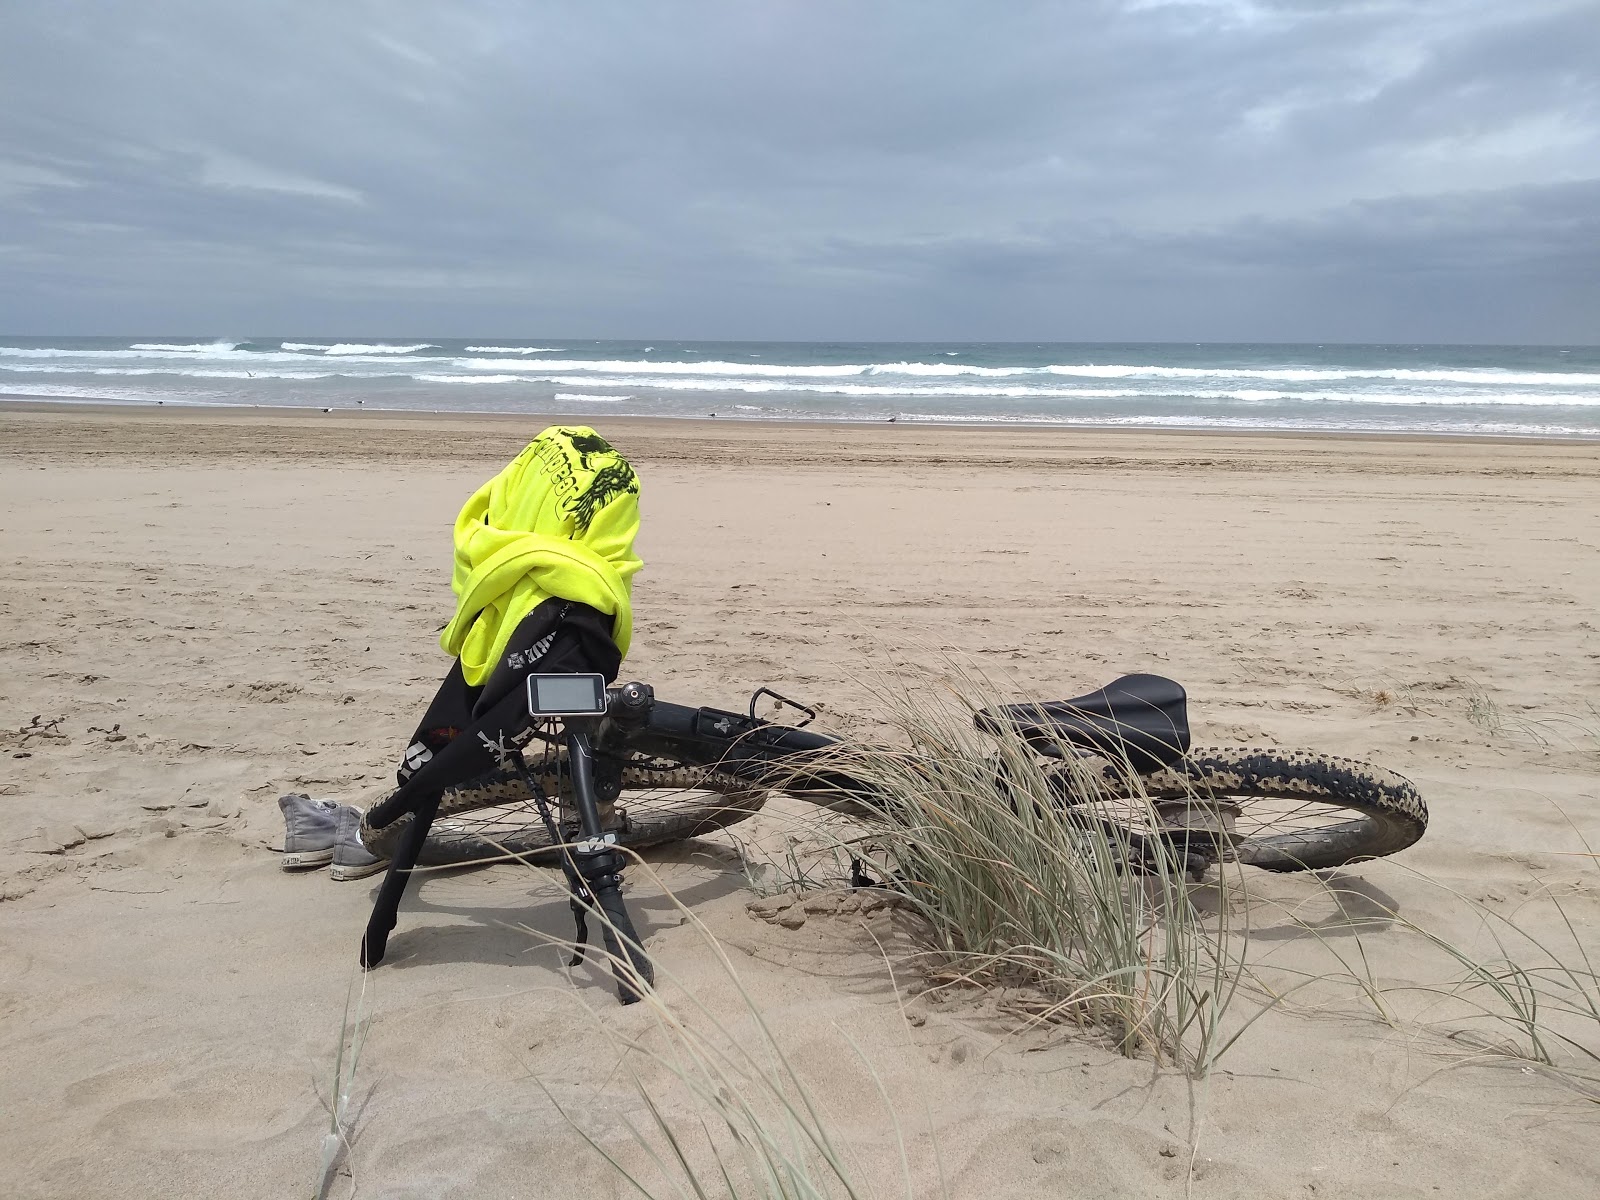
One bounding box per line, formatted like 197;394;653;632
2;402;1598;1198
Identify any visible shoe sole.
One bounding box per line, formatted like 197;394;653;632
282;849;335;870
330;859;390;881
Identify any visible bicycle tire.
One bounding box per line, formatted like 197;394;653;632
1081;745;1427;871
360;758;767;865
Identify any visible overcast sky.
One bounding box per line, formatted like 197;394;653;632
2;0;1596;342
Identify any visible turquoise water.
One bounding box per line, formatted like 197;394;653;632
3;337;1598;437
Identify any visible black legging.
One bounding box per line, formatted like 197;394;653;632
366;598;621;829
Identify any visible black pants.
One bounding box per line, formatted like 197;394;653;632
373;598;621;825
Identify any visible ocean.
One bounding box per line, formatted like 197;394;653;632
3;337;1598;438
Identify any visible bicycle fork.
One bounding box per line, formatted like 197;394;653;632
513;725;654;1004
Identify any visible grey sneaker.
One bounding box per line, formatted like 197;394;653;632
279;793;338;870
330;805;390;881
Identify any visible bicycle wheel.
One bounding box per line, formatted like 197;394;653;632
360;756;768;866
1076;745;1427;872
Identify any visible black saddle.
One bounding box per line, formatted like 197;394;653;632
974;673;1190;773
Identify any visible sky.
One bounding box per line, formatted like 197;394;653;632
2;0;1596;343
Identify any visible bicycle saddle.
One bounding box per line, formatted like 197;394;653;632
974;673;1191;773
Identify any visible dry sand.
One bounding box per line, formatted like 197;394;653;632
2;403;1598;1198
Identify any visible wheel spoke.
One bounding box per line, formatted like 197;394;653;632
1234;798;1362;835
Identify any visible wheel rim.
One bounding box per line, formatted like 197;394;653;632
428;788;759;847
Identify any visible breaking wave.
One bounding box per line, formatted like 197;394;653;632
4;337;1596;436
457;357;1600;387
1;364;341;380
464;346;566;354
128;341;245;353
281;342;437;355
456;373;1600;407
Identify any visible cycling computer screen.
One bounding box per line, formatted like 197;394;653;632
526;673;609;717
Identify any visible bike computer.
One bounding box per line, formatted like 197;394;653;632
526;673;609;717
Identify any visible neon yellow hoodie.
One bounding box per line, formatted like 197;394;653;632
439;426;642;686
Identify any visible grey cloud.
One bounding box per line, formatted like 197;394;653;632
1;0;1595;340
196;156;366;205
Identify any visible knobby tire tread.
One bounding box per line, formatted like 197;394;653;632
362;739;1426;874
361;758;766;865
1095;744;1427;871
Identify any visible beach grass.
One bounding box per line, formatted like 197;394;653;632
1373;864;1598;1103
495;874;935;1200
1242;846;1600;1107
778;670;1251;1075
314;971;373;1200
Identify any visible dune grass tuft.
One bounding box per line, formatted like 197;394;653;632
1242;842;1600;1107
786;673;1251;1074
1370;863;1599;1103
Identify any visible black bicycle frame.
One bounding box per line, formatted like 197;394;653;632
359;679;1209;1001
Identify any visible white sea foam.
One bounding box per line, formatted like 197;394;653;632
0;346;387;366
877;361;1600;386
4;338;1596;436
884;412;1594;436
127;340;243;353
416;373;529;385
453;355;1600;388
493;371;1600;407
464;346;566;354
4;360;1596;406
282;342;437;355
7;346;1596;394
1038;364;1600;386
0;382;184;403
461;358;870;377
0;364;341;380
1;345;275;360
0;347;116;358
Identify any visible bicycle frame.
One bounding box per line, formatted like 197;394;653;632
361;677;1224;1003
